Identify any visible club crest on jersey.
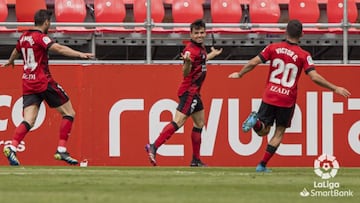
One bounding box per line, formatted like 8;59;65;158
42;36;51;45
307;56;314;65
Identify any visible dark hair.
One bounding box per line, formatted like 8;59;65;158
34;9;52;26
286;19;303;39
190;19;206;32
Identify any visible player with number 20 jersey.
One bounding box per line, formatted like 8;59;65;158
259;40;315;108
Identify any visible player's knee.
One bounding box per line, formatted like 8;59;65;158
256;126;270;137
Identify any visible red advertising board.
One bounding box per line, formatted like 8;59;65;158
0;64;359;166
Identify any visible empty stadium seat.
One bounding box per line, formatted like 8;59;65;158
172;0;204;33
249;0;280;23
211;0;242;23
54;0;92;32
133;0;166;32
94;0;130;33
133;0;165;23
0;0;12;32
0;0;7;22
172;0;203;24
211;0;251;34
15;0;47;31
288;0;320;23
327;0;358;23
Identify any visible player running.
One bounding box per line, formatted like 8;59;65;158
2;9;94;166
228;19;350;172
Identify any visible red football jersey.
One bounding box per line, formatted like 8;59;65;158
16;30;55;95
177;40;207;96
259;41;315;107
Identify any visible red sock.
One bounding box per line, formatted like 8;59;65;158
58;116;74;147
12;121;31;148
253;120;263;132
260;144;277;166
154;121;179;148
191;127;202;159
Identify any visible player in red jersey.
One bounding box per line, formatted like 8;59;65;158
228;20;350;172
1;9;94;166
145;19;222;166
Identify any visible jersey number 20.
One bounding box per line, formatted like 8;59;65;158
269;58;298;88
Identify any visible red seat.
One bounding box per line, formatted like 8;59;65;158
249;0;280;23
0;0;14;32
0;0;7;22
54;0;93;33
172;0;204;33
211;0;250;34
15;0;47;31
211;0;242;23
94;0;131;33
327;0;358;23
289;0;320;23
133;0;166;33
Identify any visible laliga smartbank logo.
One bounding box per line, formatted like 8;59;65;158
299;154;354;198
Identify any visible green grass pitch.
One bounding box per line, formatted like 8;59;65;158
0;167;359;203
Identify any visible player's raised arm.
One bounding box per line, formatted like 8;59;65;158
2;48;20;68
206;47;223;61
181;51;192;77
49;43;94;59
228;55;262;78
307;70;351;97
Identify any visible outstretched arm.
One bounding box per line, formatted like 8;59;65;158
206;47;223;61
2;48;20;68
308;70;351;97
228;55;262;78
49;43;94;59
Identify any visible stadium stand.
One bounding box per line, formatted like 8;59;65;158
0;0;360;62
288;0;320;23
15;0;47;31
133;0;166;32
210;0;242;23
94;0;130;33
327;0;358;23
54;0;92;32
249;0;281;23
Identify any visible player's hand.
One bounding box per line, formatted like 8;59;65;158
181;51;192;63
210;47;223;56
228;72;241;79
79;53;95;59
334;86;351;97
1;61;15;68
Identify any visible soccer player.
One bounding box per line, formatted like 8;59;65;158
145;19;223;166
228;19;350;172
1;9;94;166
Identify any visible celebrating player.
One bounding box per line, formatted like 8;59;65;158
2;9;94;166
228;19;350;172
145;19;222;166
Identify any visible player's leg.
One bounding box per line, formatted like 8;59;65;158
45;82;78;165
145;110;187;166
145;92;192;166
256;104;295;172
243;102;268;133
190;108;206;167
256;126;285;172
3;95;41;166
